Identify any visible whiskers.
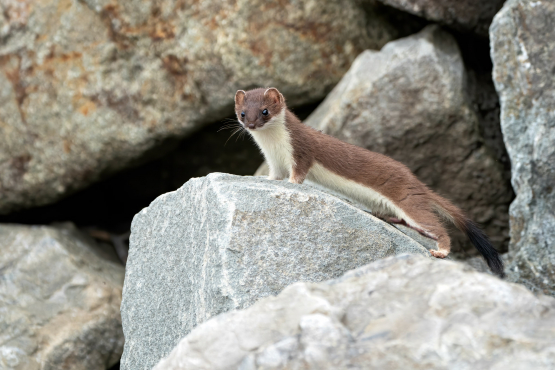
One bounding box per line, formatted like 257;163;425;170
218;119;248;146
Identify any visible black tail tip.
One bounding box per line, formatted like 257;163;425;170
466;221;505;278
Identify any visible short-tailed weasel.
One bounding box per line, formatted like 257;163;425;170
234;87;504;277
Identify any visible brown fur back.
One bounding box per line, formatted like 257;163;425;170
285;110;437;215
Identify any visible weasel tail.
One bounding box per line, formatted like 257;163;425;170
234;87;505;277
431;194;505;277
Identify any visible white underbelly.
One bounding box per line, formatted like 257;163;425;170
306;162;414;224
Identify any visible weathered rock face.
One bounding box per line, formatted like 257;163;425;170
376;0;505;35
154;254;555;370
259;26;513;257
0;224;125;370
120;173;434;370
491;0;555;296
0;0;407;215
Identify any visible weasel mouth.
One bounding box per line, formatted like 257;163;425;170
248;124;256;130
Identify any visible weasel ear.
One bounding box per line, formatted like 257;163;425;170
235;90;246;106
264;87;283;105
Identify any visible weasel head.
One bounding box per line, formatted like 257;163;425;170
235;87;285;132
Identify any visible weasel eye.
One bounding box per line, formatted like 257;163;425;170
262;109;268;116
241;112;245;118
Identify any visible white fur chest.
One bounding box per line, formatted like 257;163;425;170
248;111;294;180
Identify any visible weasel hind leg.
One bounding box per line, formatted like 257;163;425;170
429;234;450;259
367;209;450;258
403;210;451;259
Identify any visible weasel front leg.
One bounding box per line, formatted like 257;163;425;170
289;170;306;184
268;172;285;181
289;160;312;184
268;164;287;181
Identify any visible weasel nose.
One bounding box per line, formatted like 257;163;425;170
248;124;255;129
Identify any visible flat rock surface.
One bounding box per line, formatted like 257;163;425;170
0;0;404;215
154;254;555;370
260;26;513;257
0;224;125;370
491;0;555;295
121;173;434;370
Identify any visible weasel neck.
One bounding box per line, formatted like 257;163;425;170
248;109;295;179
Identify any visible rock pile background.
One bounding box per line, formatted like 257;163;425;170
1;0;554;369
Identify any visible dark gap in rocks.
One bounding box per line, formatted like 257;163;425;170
290;100;324;122
362;1;431;41
108;361;120;370
451;30;492;73
451;28;514;195
0;122;263;232
450;28;511;174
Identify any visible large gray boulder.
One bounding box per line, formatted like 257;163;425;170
258;26;513;257
376;0;505;35
0;0;407;215
154;254;555;370
121;173;435;370
491;0;555;296
0;224;125;370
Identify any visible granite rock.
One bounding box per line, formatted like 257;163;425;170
120;173;434;370
0;0;404;215
491;0;555;296
0;224;125;370
154;254;555;370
